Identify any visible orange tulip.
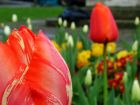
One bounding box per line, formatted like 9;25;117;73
90;2;118;43
0;26;72;105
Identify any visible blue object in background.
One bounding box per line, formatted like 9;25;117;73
38;0;58;6
59;7;90;22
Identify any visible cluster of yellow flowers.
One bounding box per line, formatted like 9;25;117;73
76;41;83;50
106;42;116;54
77;42;116;68
91;42;116;57
51;40;118;69
91;43;104;57
52;40;83;51
117;50;129;59
77;50;91;68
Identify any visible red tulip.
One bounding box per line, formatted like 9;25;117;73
90;2;118;43
0;26;72;105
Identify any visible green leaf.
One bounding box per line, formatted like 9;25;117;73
73;76;89;105
108;89;115;105
88;76;102;105
79;33;91;50
77;66;89;84
115;97;125;105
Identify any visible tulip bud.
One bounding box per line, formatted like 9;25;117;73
28;24;32;30
85;69;92;86
27;17;31;25
83;24;89;33
90;2;118;43
67;35;74;47
65;32;69;40
63;20;67;27
4;25;11;36
134;17;140;26
58;17;63;26
91;43;104;57
132;40;138;52
12;14;18;22
132;79;140;102
106;42;116;54
70;22;76;30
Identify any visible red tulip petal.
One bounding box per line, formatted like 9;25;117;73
25;56;70;105
0;43;21;103
1;64;34;105
1;64;48;105
36;32;71;85
90;3;107;42
25;32;72;105
6;26;35;65
90;2;118;43
105;6;118;42
0;26;72;105
3;82;35;105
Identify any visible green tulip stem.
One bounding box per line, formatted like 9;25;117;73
103;43;108;105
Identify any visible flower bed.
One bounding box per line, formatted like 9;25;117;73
52;2;140;105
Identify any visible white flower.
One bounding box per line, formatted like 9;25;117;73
132;79;140;102
132;40;138;52
70;22;76;30
63;20;67;27
4;25;11;36
83;24;89;33
12;14;18;22
84;69;92;86
27;17;31;25
28;24;32;30
58;17;63;26
65;32;69;40
67;35;74;47
134;17;140;26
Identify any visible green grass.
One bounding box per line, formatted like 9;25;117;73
0;6;64;22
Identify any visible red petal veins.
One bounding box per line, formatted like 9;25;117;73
35;32;72;104
36;32;71;84
18;26;36;60
25;56;68;105
6;26;35;65
0;43;21;102
6;30;28;65
0;26;72;105
4;82;34;105
1;65;31;105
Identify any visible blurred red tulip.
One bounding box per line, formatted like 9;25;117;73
114;73;123;82
119;83;125;93
90;2;118;43
108;79;118;89
0;26;72;105
96;60;114;74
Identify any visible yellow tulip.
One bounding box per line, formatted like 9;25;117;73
76;41;83;50
106;42;116;54
77;50;91;68
91;43;104;57
117;50;129;59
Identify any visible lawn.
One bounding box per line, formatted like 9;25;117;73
0;6;64;22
